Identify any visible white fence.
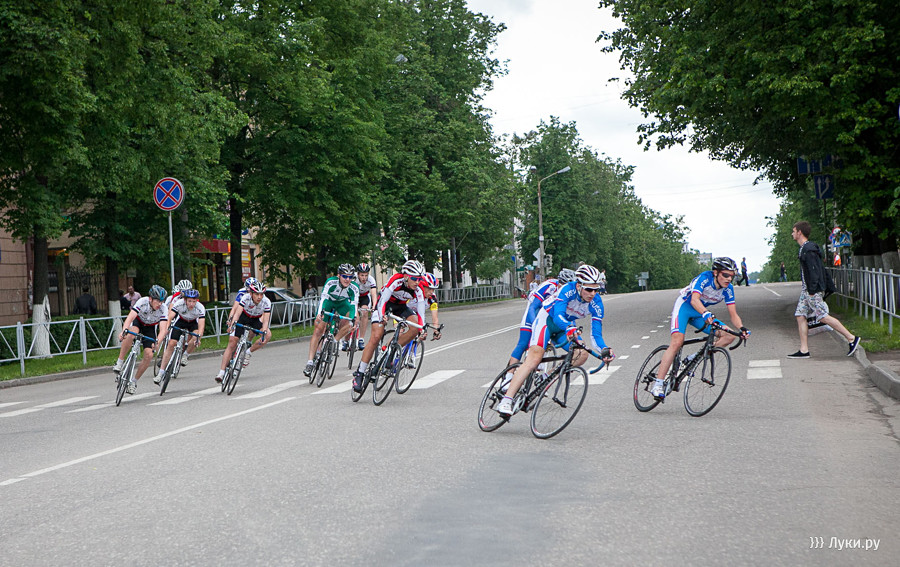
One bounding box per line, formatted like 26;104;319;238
827;267;899;334
1;284;512;377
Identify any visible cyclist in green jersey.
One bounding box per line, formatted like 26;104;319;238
304;263;359;377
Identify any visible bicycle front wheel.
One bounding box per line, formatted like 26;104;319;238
530;366;588;439
634;346;666;412
395;339;424;394
315;337;333;387
227;343;247;395
115;353;136;406
478;363;519;432
683;347;731;417
160;346;180;395
373;345;397;406
347;328;358;370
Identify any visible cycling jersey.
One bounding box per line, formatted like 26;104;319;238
170;297;206;322
539;281;608;351
678;270;735;307
235;290;272;318
164;291;183;310
528;278;560;304
131;296;168;326
374;273;425;325
407;294;438;313
317;277;359;319
356;274;377;295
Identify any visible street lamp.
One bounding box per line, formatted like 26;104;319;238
536;166;571;280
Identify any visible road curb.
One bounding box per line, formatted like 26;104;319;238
853;343;900;400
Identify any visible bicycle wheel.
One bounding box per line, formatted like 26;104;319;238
227;343;247;395
350;368;368;402
315;337;333;387
160;345;180;395
372;344;397;406
395;339;425;394
310;335;326;385
347;327;358;370
115;352;136;406
683;347;731;417
530;366;588;439
634;345;666;412
542;343;560;374
171;340;185;381
478;363;519;432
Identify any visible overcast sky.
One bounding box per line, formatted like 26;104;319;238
466;0;781;273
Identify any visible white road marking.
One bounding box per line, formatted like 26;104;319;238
631;345;641;349
0;402;26;409
641;336;650;340
410;370;464;389
762;286;781;297
0;478;26;486
3;397;295;486
650;330;658;333
617;355;629;360
67;393;156;412
313;380;354;395
233;380;305;399
588;365;621;384
150;396;201;405
426;325;518;356
747;359;782;379
1;396;98;418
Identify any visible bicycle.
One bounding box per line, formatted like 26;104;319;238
158;329;201;395
350;313;423;406
346;307;371;370
633;320;746;417
221;322;265;396
115;329;158;406
395;322;443;394
311;311;353;388
478;335;609;439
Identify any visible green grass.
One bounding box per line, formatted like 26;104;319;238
0;324;315;382
827;300;900;353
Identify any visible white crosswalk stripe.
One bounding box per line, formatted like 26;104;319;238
747;359;782;379
233;380;305;399
1;396;97;418
409;370;464;389
68;392;157;412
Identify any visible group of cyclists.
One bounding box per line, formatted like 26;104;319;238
113;255;750;418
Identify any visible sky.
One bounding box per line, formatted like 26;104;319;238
465;0;781;273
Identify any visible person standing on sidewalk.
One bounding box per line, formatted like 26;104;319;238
787;221;859;359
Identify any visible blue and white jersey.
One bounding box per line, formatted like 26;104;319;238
541;281;608;350
170;297;206;322
528;278;560;304
679;271;735;307
235;290;272;318
131;296;168;326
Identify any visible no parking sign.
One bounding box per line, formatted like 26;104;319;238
154;177;184;211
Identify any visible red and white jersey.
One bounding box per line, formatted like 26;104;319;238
376;273;426;323
235;290;272;318
170;297;206;322
131;296;168;326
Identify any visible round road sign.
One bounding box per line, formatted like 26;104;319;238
154;178;184;211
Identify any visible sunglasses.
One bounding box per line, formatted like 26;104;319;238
582;286;600;293
340;274;353;279
718;272;735;280
408;276;423;282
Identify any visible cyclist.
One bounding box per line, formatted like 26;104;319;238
354;262;377;350
112;284;169;394
650;257;750;399
154;288;206;384
304;263;360;377
215;277;272;383
164;279;193;310
408;272;443;340
497;265;615;416
352;260;427;392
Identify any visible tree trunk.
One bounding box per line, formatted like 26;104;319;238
450;237;457;288
229;196;243;295
441;248;451;286
32;234;49;306
106;256;123;343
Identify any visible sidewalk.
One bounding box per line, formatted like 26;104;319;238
857;348;900;399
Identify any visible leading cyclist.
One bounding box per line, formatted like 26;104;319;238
497;265;615;416
650;257;750;400
112;284;169;394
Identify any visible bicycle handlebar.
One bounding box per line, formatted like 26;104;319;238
704;319;748;350
123;329;158;344
322;311;354;321
232;322;267;342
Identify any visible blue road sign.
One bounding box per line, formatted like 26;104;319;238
797;156;822;175
154;178;184;211
813;174;834;199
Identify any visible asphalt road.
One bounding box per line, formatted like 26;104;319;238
1;282;898;566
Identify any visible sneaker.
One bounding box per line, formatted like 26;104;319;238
153;372;164;385
126;380;137;395
215;373;224;383
847;336;860;357
341;340;349;352
496;396;514;416
650;379;666;399
352;370;365;393
787;350;810;359
242;352;252;368
181;354;189;367
357;339;365;350
112;360;123;374
303;361;314;377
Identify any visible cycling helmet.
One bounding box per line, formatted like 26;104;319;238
356;262;371;273
421;273;438;289
557;268;576;284
177;279;193;292
182;288;200;299
245;277;266;293
148;284;167;301
712;257;738;272
574;264;602;285
401;259;426;277
338;263;355;275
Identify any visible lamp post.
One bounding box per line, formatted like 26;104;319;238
536;166;571;280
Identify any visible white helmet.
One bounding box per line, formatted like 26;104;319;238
176;279;193;292
401;260;426;277
575;264;602;285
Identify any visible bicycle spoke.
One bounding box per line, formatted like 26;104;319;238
684;347;731;416
531;366;588;439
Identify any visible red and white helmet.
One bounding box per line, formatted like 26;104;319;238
421;273;438;289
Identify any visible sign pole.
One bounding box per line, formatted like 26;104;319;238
168;211;176;290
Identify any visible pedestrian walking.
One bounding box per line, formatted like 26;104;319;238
780;261;787;282
740;257;750;286
73;287;98;315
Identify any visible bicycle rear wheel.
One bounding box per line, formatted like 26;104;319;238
683;347;731;417
634;345;666;412
315;337;334;387
531;366;588;439
478;363;519;432
226;343;247;395
115;353;136;406
372;344;397;406
395;339;425;394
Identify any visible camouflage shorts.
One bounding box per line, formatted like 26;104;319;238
794;290;829;321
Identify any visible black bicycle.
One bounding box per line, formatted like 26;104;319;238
221;323;265;396
351;313;423;406
633;320;746;417
311;311;352;388
479;337;609;439
158;329;201;395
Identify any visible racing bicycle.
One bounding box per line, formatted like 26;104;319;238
221;323;265;396
158;328;201;395
115;329;158;406
310;311;352;387
351;313;422;406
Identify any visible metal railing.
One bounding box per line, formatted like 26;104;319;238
827;267;899;334
435;283;512;304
